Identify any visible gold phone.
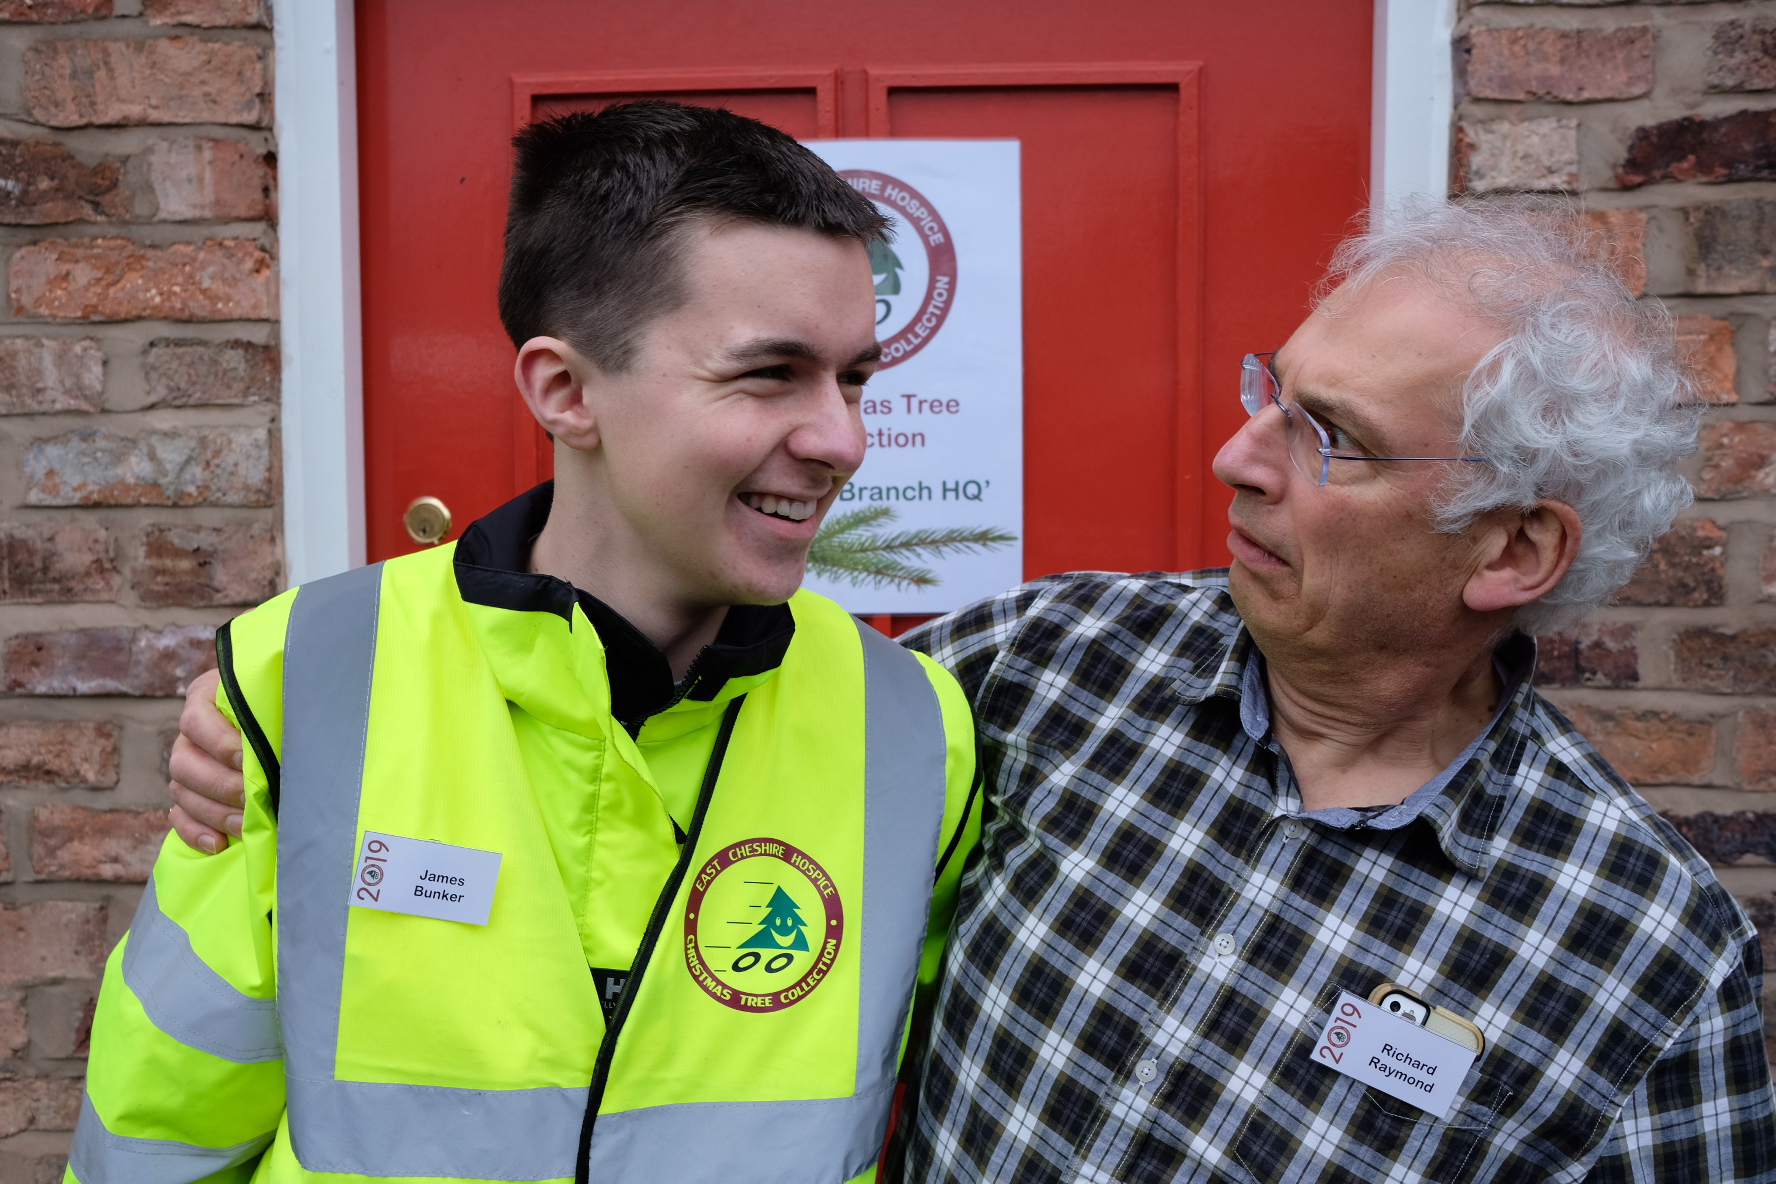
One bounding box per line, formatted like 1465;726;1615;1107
1367;983;1485;1056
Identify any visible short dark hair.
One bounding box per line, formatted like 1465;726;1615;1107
498;100;889;371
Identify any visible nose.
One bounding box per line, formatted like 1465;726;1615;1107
1213;402;1289;501
788;377;867;477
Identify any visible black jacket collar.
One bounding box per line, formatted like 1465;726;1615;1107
452;482;795;734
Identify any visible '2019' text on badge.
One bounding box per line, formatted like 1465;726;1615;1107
1311;990;1478;1119
350;831;502;926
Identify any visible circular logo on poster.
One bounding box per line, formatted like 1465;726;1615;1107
683;837;844;1013
840;169;958;369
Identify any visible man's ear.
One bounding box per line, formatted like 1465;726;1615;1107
1462;500;1583;614
514;336;602;450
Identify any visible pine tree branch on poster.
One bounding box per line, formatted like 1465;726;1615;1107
808;506;1016;590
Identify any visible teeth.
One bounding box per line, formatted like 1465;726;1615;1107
741;494;814;521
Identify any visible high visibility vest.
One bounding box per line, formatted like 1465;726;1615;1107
70;544;975;1184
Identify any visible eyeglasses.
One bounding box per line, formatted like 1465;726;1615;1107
1240;352;1491;487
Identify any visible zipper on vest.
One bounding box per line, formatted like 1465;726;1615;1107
574;694;745;1184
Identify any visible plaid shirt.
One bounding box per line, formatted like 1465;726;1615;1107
901;571;1776;1184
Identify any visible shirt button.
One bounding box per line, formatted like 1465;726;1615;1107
1281;819;1302;841
1213;933;1237;958
1135;1058;1159;1084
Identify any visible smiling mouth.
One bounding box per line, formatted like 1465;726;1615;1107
741;492;816;522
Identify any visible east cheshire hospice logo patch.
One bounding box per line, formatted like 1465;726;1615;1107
684;837;844;1012
840;170;956;369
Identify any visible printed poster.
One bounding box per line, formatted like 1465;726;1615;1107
802;140;1023;614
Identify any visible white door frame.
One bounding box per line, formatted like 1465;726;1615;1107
272;0;1454;582
272;0;364;584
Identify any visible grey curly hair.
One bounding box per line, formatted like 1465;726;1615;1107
1320;198;1701;635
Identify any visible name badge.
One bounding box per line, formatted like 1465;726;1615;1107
1310;990;1477;1119
350;831;502;926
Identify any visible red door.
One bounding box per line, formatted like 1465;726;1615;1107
356;1;1372;608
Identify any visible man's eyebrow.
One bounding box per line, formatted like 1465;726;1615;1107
1293;387;1388;448
719;338;822;368
717;338;883;370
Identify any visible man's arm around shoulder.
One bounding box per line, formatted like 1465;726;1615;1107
69;594;296;1184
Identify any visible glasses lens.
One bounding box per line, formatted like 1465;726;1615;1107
1284;401;1331;486
1240;355;1275;416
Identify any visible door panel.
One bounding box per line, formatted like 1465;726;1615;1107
868;69;1198;576
356;0;1372;577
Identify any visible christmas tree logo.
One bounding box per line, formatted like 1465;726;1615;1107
737;886;810;952
868;238;904;297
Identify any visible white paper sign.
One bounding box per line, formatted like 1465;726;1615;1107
1310;991;1477;1120
803;140;1023;613
350;831;502;926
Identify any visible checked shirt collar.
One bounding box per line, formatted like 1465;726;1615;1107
1198;631;1535;876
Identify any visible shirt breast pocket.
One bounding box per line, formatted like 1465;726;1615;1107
1231;1027;1512;1184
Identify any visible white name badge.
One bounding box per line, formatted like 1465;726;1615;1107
1310;990;1478;1119
350;831;502;926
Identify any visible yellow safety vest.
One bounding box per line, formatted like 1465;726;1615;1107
71;541;979;1184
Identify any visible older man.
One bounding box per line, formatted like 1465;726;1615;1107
169;201;1774;1182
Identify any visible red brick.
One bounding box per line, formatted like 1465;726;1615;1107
25;426;274;507
0;0;109;19
1565;705;1714;785
1709;19;1776;94
0;1142;72;1184
1737;712;1776;791
1454;118;1578;193
143;337;276;406
3;624;215;697
1674;315;1738;404
136;521;279;606
1682;199;1776;294
30;804;168;882
1460;26;1653;102
0;1076;82;1137
8;237;276;322
1665;811;1776;864
0;524;117;603
147;137;274;221
0;902;106;986
0;338;102;415
1616;519;1727;606
0;722;118;787
1582;209;1648;297
1673;626;1776;694
144;0;265;26
0;999;25;1058
1534;624;1639;688
23;37;267;128
0;139;126;225
1619;110;1776;189
1697;421;1776;499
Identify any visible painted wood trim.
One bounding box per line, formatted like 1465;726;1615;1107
272;0;366;583
1371;0;1457;206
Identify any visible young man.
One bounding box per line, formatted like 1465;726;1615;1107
72;102;979;1184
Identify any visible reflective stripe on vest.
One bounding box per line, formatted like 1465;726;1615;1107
69;1093;273;1184
275;564;948;1181
120;877;283;1063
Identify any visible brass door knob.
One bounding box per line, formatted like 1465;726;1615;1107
403;496;452;546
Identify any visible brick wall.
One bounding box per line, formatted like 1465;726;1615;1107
1;0;1774;1178
1454;0;1776;1051
0;0;275;1178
